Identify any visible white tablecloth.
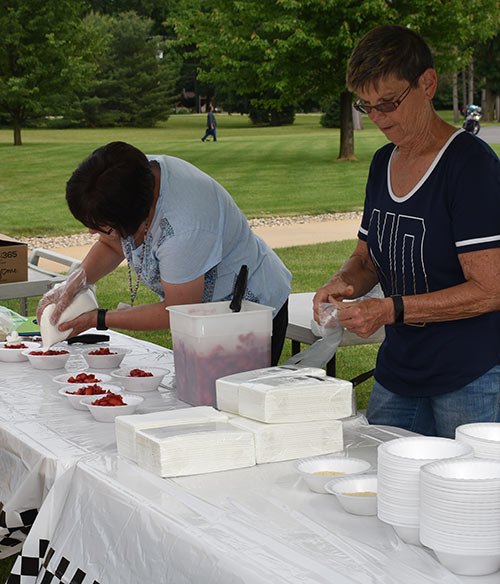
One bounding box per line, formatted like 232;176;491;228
8;425;495;584
0;330;179;557
1;332;497;583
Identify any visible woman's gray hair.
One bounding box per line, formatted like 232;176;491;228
347;25;434;93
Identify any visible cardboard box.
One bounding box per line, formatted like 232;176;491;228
0;234;28;283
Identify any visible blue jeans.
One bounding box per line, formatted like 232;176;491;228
366;364;500;438
201;128;216;141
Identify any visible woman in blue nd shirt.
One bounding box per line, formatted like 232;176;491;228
314;25;500;438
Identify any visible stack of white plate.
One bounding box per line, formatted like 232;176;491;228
455;423;500;459
420;457;500;576
377;437;472;544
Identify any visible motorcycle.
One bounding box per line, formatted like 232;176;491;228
462;104;482;135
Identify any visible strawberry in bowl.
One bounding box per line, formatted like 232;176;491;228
79;392;144;421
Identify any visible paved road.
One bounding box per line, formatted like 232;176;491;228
474;125;500;144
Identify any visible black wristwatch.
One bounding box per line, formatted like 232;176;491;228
96;308;108;330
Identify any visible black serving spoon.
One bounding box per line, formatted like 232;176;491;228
229;265;248;312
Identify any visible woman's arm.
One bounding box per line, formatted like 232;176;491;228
59;274;206;335
80;234;126;285
334;247;500;338
403;247;500;323
313;240;380;316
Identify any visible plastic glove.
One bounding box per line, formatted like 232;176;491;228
311;303;340;337
36;266;88;326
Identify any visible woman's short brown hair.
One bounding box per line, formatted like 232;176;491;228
347;25;434;93
66;141;155;237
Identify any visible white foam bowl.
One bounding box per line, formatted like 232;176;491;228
53;371;113;386
110;367;170;393
456;423;500;443
325;474;378;515
0;341;41;362
421;457;500;483
295;455;371;493
82;346;129;369
456;423;500;459
377;438;474;534
420;458;500;556
80;393;144;422
380;436;472;463
421;502;500;524
433;550;500;577
23;347;71;370
391;524;421;545
58;384;124;410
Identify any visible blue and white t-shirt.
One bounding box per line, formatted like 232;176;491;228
122;155;291;315
358;129;500;397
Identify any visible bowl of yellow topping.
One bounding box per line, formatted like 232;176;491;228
325;474;378;515
295;455;372;493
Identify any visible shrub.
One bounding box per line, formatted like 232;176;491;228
249;106;295;126
320;98;341;128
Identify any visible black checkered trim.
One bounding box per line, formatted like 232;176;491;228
0;508;39;560
7;539;101;584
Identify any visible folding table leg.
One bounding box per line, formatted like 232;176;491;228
20;298;28;316
326;354;336;377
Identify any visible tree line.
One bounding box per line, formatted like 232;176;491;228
1;0;499;156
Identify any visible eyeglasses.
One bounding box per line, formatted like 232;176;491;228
353;78;417;115
94;226;114;235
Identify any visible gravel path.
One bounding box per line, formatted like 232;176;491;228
19;212;362;249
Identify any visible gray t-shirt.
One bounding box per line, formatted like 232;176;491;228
121;155;291;315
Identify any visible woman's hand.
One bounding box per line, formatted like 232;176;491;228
57;309;98;338
313;239;380;325
336;297;393;338
313;276;355;323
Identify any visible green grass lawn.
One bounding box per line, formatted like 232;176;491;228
0;114;388;236
0;554;17;582
2;112;498;237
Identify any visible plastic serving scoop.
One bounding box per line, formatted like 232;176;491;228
229;265;248;312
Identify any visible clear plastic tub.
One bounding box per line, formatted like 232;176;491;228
168;301;273;406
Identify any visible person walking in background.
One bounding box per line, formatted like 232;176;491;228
313;25;500;438
201;105;217;142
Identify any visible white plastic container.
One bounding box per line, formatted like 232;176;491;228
167;301;273;407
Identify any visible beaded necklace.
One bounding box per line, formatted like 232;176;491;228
125;217;150;306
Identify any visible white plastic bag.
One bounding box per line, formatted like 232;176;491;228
285;303;344;368
40;287;98;348
311;303;341;338
0;306;27;340
284;284;383;369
